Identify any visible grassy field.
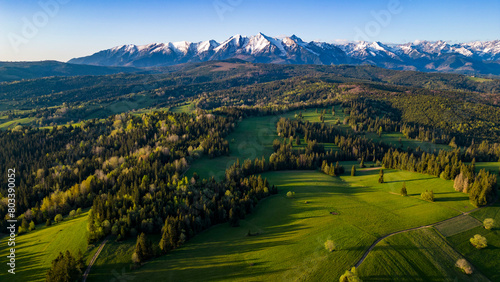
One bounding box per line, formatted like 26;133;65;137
296;106;346;126
170;102;196;114
446;202;500;281
468;76;495;83
187;114;293;180
0;117;36;130
0;211;90;282
358;228;489;281
434;215;482;237
86;238;140;281
87;169;474;281
365;132;451;152
475;162;499;176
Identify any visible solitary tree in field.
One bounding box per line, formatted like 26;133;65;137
483;218;495;230
421;190;435;202
455;259;473;274
324;239;336;252
351;165;356;176
470;234;488;249
360;157;365;168
400;182;408;196
378;126;383;137
339;267;362;282
378;169;384;183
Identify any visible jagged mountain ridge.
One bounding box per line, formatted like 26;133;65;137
68;33;500;75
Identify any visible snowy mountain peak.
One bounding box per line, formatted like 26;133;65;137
68;34;500;76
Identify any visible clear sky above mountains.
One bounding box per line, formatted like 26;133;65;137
1;0;499;61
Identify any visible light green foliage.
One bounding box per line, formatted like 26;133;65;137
54;214;63;223
324;239;336;252
470;234;488;249
340;267;362;282
483;218;495;230
29;221;36;231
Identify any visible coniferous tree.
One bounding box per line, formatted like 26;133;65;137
351;165;356;176
400;182;408;196
46;251;83;282
229;208;239;227
378;169;384;183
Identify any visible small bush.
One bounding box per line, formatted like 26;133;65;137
54;214;63;223
69;210;76;218
455;259;473;274
286;191;295;198
29;221;36;231
324;240;336;252
470;234;487;249
76;208;82;215
339;267;362;282
421;190;434;202
483;218;495;230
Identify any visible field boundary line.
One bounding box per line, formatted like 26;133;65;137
355;197;499;269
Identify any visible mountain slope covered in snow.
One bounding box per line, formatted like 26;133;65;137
68;33;500;76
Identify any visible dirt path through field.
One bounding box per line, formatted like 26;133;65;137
82;236;110;282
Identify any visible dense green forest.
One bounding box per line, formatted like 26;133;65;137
0;61;499;281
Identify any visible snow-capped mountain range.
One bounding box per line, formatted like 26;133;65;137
68;33;500;75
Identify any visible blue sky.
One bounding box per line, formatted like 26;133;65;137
1;0;499;61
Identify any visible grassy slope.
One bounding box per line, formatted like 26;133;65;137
85;236;156;281
358;228;489;281
170;103;196;114
0;211;89;282
0;117;35;130
90;169;471;281
187;114;293;180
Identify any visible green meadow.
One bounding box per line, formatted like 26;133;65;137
446;202;500;281
358;228;489;281
187;114;293;180
0;211;90;282
87;168;478;281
